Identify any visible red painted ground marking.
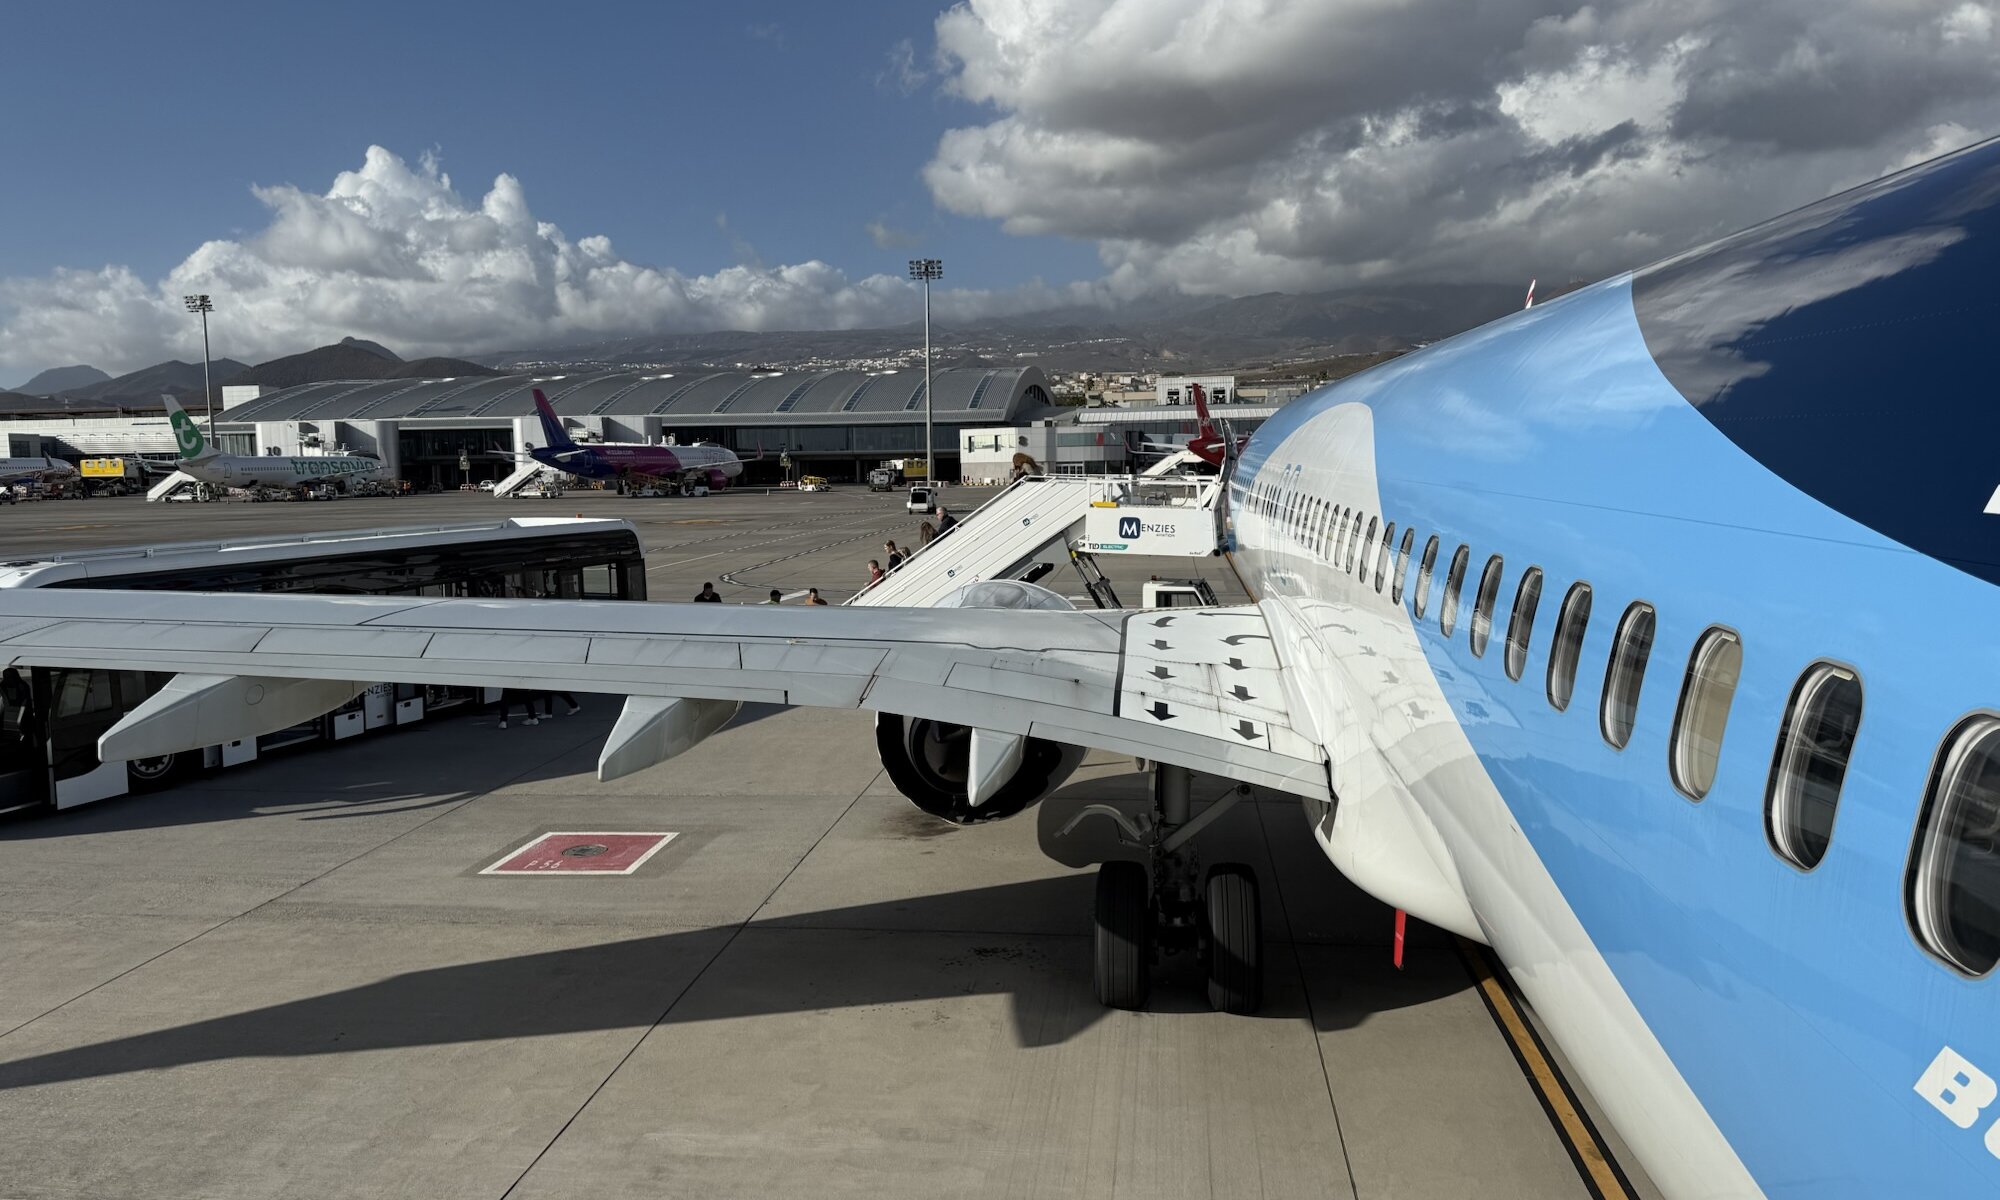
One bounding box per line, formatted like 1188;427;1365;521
480;831;677;876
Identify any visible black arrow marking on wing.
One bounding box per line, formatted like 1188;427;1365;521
1150;665;1173;680
1224;657;1248;671
1148;702;1175;722
1233;720;1262;741
1152;615;1176;628
1229;684;1254;701
1150;639;1171;651
1222;633;1271;646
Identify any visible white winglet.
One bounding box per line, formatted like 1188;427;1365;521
98;674;368;761
967;727;1026;809
597;695;742;783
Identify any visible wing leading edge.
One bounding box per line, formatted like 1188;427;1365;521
0;590;1330;800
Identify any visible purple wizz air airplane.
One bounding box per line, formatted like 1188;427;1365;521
526;389;752;492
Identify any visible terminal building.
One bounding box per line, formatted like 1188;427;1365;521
214;366;1059;488
0;366;1291;489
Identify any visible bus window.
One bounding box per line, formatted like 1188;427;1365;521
54;669;117;720
582;564;619;599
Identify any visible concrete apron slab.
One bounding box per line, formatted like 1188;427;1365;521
507;926;1354;1200
0;913;731;1200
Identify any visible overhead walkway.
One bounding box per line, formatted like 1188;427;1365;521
850;474;1221;609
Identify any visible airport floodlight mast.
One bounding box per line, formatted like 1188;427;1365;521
182;294;216;436
908;258;942;483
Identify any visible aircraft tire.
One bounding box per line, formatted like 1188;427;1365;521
1093;861;1151;1010
1204;864;1262;1014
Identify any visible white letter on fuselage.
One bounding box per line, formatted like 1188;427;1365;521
1915;1046;1996;1129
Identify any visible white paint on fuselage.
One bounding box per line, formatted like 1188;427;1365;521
1236;402;1763;1200
180;454;390;491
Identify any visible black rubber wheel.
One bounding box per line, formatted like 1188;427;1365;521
125;751;187;793
1204;864;1263;1014
1093;861;1152;1010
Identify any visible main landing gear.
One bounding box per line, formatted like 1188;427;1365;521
1063;765;1262;1014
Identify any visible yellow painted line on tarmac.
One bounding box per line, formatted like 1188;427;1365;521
1456;936;1635;1200
1233;549;1629;1194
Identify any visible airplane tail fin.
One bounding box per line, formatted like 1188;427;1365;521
1189;382;1216;438
161;394;218;462
532;390;577;451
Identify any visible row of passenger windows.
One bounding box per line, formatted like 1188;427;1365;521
1244;474;2000;980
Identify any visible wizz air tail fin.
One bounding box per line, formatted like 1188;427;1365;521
532;390;576;451
160;394;219;462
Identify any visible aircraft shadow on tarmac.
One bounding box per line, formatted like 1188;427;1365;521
0;876;1471;1091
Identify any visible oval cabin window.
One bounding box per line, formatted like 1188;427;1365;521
1504;567;1544;682
1469;555;1504;657
1375;523;1395;593
1413;536;1440;618
1599;602;1656;750
1765;663;1861;871
1909;714;2000;976
1392;528;1416;603
1669;626;1743;800
1545;583;1592;711
1439;545;1471;636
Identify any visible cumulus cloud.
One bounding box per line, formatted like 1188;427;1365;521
923;0;2000;296
879;37;931;95
0;146;1086;376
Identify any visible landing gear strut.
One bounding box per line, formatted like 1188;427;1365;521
1068;765;1262;1014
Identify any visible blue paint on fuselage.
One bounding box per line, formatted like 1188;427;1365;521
1233;272;2000;1193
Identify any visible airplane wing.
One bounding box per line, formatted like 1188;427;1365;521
0;591;1329;799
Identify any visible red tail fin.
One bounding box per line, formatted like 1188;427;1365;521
1189;382;1216;437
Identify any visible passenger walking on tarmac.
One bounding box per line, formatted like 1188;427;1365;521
765;589;783;604
884;541;903;570
497;688;540;729
935;505;958;537
693;582;722;602
866;559;884;586
541;690;582;717
806;588;829;605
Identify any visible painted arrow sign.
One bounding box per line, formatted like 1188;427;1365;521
1229;684;1255;701
1233;720;1263;741
1150;665;1174;680
1222;633;1271;646
1149;702;1175;722
1151;639;1171;650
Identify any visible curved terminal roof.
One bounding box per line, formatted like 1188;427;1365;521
225;366;1051;426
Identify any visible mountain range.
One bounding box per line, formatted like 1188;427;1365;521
11;282;1551;404
476;283;1530;374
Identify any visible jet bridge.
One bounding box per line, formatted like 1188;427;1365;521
850;474;1224;609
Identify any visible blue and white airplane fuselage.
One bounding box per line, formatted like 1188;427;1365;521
1227;140;2000;1197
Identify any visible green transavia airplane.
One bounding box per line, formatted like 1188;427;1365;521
161;395;393;492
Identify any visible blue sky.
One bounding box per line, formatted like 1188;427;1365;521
1;0;1094;289
4;0;1993;377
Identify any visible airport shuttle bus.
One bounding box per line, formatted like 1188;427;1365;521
0;517;644;813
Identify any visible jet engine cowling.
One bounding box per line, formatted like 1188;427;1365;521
874;579;1089;824
705;467;731;490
